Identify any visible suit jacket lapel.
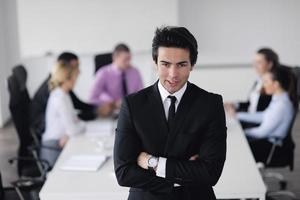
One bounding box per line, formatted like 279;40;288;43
150;81;169;138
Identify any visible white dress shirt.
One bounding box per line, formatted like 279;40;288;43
247;78;263;113
42;87;86;141
156;81;187;182
237;92;294;145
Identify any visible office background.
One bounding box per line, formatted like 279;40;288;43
0;0;299;198
1;0;300;126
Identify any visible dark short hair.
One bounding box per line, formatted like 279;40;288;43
257;48;279;68
57;52;78;63
113;43;130;54
270;66;298;109
152;26;198;65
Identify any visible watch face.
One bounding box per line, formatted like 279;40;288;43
148;157;158;168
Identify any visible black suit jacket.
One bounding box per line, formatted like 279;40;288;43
30;75;97;136
237;81;272;112
114;81;227;200
237;81;272;129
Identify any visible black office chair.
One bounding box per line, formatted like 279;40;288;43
7;65;59;176
291;66;300;104
1;163;49;200
7;65;39;177
0;171;22;200
94;52;112;74
261;118;298;200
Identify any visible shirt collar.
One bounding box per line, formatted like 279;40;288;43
158;80;187;104
111;63;131;73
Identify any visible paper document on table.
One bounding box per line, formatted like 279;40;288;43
60;155;107;171
85;119;114;136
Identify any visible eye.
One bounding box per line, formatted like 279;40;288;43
178;63;187;68
161;63;170;67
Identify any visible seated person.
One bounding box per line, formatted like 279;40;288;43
225;48;279;129
235;67;298;163
41;61;86;167
31;52;98;138
89;43;143;116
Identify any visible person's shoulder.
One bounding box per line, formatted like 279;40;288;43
127;84;153;100
128;65;140;72
279;94;294;111
49;88;68;103
188;82;223;102
95;64;113;75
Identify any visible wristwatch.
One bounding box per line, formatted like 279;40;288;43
147;156;158;171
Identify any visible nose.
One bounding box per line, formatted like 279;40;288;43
169;65;179;78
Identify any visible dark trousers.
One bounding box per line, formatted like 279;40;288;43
248;138;273;163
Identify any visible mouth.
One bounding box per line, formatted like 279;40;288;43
166;80;180;87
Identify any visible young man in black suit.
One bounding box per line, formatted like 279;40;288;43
114;26;227;200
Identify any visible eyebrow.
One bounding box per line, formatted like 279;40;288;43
160;60;189;65
176;61;188;65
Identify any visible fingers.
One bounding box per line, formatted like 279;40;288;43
189;154;199;161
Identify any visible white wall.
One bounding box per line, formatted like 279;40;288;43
179;0;300;66
189;66;256;102
0;0;178;126
0;0;21;127
17;0;178;58
2;0;300;126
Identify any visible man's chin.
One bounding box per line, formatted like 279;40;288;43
167;87;180;94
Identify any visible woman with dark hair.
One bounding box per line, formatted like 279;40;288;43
236;67;297;162
225;48;280;129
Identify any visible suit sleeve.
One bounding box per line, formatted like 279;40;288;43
69;91;97;120
70;91;96;111
236;101;250;112
114;97;173;194
165;95;227;187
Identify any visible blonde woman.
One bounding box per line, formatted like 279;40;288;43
41;61;86;167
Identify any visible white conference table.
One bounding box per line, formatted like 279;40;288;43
39;116;266;200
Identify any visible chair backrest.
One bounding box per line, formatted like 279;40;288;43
266;109;298;170
291;66;300;100
94;53;112;74
7;65;33;175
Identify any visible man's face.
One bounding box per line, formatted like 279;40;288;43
113;52;131;70
70;59;79;68
156;47;193;94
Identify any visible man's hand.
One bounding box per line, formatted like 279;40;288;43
137;152;151;170
224;102;236;117
114;99;122;110
97;102;114;117
189;154;199;161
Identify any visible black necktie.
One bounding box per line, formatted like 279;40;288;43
167;95;177;130
121;71;128;96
